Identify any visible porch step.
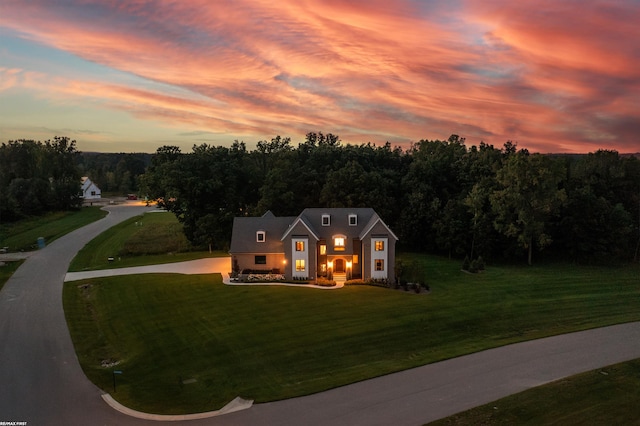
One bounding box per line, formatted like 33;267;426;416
333;273;347;284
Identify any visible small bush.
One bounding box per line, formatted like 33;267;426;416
462;255;471;271
477;256;486;271
316;277;336;287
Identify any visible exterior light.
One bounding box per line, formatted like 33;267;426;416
327;261;333;269
346;261;352;269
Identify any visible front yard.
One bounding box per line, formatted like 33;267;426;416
63;256;640;414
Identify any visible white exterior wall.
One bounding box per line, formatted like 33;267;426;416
291;238;309;278
370;237;388;279
84;182;101;199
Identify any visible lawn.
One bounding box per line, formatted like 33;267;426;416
428;359;640;425
0;207;107;252
0;260;24;292
68;211;227;271
63;256;640;414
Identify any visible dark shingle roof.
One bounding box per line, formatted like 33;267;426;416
229;211;295;253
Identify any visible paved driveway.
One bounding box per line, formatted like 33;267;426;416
1;203;640;425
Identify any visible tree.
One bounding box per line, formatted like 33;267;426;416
490;152;567;265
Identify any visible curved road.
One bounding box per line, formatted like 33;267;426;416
2;203;640;425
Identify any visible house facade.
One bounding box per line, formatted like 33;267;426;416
229;208;398;282
80;177;101;199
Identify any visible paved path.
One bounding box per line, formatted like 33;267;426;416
64;257;232;282
2;203;640;425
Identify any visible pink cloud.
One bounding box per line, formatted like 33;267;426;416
1;0;638;152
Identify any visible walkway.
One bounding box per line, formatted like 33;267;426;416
1;203;640;425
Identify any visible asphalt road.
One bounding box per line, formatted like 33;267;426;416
1;203;640;425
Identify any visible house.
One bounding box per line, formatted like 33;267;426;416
229;208;398;283
80;177;101;199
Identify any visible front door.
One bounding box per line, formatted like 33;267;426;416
334;258;345;273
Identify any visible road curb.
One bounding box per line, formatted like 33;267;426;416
101;394;253;421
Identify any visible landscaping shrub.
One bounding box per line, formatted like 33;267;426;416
462;255;470;271
316;277;336;287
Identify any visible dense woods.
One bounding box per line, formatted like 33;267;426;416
0;139;151;222
141;133;640;265
0;137;82;221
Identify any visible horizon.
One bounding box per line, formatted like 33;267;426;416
1;1;639;154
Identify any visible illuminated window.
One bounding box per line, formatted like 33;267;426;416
296;241;305;251
349;214;357;226
375;259;384;271
295;259;306;271
375;240;384;251
334;237;345;251
353;255;358;263
322;214;330;226
256;231;265;242
319;244;326;255
255;255;266;265
321;263;327;272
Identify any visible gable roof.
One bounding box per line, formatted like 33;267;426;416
359;215;399;241
280;216;320;241
229;211;295;253
229;208;397;254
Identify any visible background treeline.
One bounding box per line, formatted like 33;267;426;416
0;137;82;221
141;133;640;265
1;138;152;221
76;152;151;194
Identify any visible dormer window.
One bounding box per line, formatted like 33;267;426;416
322;214;331;226
349;214;357;226
256;231;265;242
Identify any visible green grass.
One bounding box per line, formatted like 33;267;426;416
428;359;640;425
68;211;226;271
0;260;24;292
0;207;107;252
63;256;640;414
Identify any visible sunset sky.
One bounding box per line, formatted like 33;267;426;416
1;1;639;153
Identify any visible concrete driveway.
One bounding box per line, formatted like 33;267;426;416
2;202;640;425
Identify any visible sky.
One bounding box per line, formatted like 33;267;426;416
1;1;639;154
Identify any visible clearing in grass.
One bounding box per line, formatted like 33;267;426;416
63;256;640;415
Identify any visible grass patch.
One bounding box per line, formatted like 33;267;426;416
0;207;107;252
0;260;24;292
68;212;226;271
63;256;640;414
428;359;640;425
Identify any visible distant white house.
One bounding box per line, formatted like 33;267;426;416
81;177;101;199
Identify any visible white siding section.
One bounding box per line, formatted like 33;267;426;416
370;237;388;279
292;238;309;278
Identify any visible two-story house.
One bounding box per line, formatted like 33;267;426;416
229;208;397;283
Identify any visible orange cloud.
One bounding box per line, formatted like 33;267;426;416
1;0;638;152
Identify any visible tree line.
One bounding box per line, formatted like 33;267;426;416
0;137;82;221
141;133;640;265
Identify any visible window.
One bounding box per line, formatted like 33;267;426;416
255;255;267;265
296;241;305;251
295;259;306;271
321;263;327;272
375;259;384;271
334;236;345;251
322;214;330;226
353;255;358;264
256;231;265;242
319;244;326;255
349;214;357;226
375;240;384;251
